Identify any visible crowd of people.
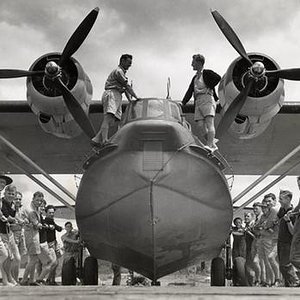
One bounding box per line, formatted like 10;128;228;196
0;174;80;286
231;176;300;287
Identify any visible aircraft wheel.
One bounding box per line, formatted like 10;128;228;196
151;280;161;286
61;257;77;285
232;257;247;286
210;257;225;286
83;256;98;285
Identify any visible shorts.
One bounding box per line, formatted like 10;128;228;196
0;235;8;259
194;94;216;121
13;230;27;256
24;229;40;255
0;232;19;260
259;238;277;257
48;240;62;259
38;242;52;265
102;89;123;120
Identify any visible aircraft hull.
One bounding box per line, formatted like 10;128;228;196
76;144;232;280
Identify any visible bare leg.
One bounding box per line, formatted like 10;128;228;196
21;255;39;284
205;116;216;148
92;113;115;145
196;120;207;143
0;250;9;286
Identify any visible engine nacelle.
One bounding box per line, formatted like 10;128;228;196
26;52;93;139
218;53;284;139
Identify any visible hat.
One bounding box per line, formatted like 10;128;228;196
0;174;13;186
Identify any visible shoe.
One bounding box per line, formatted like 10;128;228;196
91;139;102;148
272;279;281;287
29;281;42;286
3;282;15;287
20;280;29;286
260;281;270;287
204;145;218;153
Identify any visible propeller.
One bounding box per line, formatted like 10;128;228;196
59;7;99;67
211;10;252;67
216;78;254;138
211;9;300;136
0;7;99;138
266;68;300;81
0;70;45;79
54;77;95;138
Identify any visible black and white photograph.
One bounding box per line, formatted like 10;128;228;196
1;0;300;298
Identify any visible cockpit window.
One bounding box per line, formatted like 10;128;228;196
127;99;182;123
169;102;181;122
147;100;165;118
129;100;143;120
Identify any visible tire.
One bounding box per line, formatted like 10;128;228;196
211;257;225;286
232;256;247;286
61;257;77;285
83;256;98;285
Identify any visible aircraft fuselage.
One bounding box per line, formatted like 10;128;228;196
76;98;233;280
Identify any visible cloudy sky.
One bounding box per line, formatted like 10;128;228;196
0;0;300;101
1;0;300;209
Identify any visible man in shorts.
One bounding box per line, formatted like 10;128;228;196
0;175;13;286
20;192;54;286
181;54;221;152
92;54;139;147
0;185;21;286
10;191;27;283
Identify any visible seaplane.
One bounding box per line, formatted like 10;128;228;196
1;7;300;286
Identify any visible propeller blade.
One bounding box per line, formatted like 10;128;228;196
59;7;99;66
216;78;254;138
0;69;44;79
211;10;252;66
54;77;95;138
266;68;300;81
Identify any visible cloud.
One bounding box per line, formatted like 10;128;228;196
0;0;300;100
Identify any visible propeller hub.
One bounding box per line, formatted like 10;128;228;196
250;61;265;77
45;61;61;78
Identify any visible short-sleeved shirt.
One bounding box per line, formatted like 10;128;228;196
22;205;41;255
259;208;279;239
61;230;80;253
104;66;128;93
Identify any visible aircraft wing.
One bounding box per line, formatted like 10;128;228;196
1;100;300;175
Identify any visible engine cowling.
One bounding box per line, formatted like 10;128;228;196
26;52;93;139
218;53;284;139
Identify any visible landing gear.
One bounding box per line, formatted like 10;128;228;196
83;256;98;285
151;280;161;286
210;257;225;286
61;257;77;285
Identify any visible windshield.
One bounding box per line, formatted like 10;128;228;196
128;99;182;122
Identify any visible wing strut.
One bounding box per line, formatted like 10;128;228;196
6;157;74;211
234;159;300;216
233;143;300;204
0;134;76;205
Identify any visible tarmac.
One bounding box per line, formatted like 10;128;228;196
1;285;300;300
0;273;299;300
